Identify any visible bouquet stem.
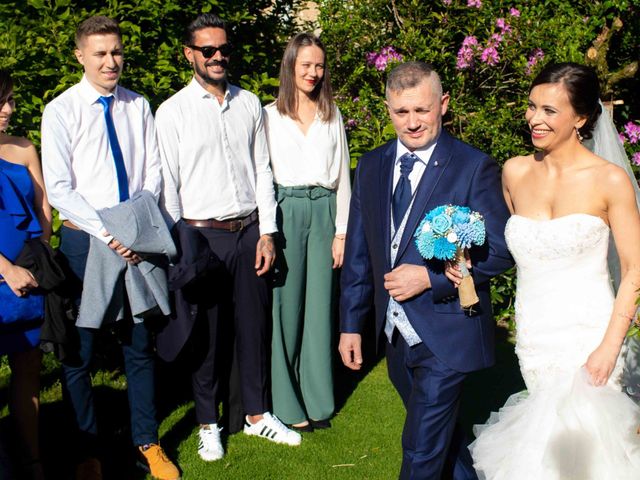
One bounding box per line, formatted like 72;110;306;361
456;248;479;309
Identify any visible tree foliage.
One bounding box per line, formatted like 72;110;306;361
316;0;639;326
0;0;301;144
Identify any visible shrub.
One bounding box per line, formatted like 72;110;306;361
0;0;301;246
316;0;640;326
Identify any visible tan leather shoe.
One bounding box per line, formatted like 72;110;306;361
137;443;180;480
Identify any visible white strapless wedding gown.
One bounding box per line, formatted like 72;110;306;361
470;214;640;479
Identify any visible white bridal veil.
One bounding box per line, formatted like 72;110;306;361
585;101;640;291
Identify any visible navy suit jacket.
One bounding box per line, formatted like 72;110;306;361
340;130;513;373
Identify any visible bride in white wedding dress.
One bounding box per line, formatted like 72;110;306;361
456;63;640;479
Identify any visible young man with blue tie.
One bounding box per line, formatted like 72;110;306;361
41;16;179;480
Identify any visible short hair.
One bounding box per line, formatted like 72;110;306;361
275;33;335;123
75;16;121;48
184;13;226;45
530;62;601;140
385;61;443;99
0;70;13;107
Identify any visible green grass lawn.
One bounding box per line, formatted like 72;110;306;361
0;327;523;479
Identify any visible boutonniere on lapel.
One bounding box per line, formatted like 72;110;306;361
414;205;485;310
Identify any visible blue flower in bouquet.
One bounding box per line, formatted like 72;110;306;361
425;205;446;221
431;213;453;235
452;208;470;225
434;236;456;260
454;223;476;249
469;217;486;244
414;204;485;261
416;230;435;259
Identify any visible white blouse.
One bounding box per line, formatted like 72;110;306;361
264;103;351;234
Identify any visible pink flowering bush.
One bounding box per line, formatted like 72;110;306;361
366;46;404;71
620;121;640;169
319;0;639;326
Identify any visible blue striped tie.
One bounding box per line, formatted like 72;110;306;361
98;95;129;202
392;152;417;228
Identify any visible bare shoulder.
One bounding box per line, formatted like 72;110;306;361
594;160;635;192
502;154;534;181
0;135;38;167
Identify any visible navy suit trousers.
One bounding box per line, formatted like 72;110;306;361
185;221;270;423
386;331;478;480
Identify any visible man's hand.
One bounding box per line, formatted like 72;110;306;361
338;333;363;370
384;264;430;301
255;234;275;276
332;235;345;269
105;232;142;264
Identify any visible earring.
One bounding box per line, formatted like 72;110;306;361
575;128;583;143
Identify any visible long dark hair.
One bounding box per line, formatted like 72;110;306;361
0;70;13;107
276;33;335;123
530;62;601;140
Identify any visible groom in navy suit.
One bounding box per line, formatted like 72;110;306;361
339;62;512;479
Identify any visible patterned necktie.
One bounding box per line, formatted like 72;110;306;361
98;95;129;202
392;152;417;228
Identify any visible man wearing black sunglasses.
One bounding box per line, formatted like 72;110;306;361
155;13;301;463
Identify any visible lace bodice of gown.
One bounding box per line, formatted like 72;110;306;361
505;213;618;391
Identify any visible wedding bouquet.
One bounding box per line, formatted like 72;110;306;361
414;205;486;309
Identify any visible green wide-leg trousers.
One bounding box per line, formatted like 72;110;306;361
271;186;336;425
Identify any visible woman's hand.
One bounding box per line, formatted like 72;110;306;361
444;253;472;287
585;342;621;386
1;264;39;297
332;234;345;269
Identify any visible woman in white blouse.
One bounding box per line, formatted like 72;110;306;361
265;33;351;432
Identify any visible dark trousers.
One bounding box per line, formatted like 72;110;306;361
386;331;478;480
187;221;269;424
59;226;158;450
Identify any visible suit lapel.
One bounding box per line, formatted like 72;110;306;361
380;141;396;269
394;131;454;265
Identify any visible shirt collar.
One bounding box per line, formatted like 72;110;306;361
78;75;121;105
188;77;233;101
395;137;438;166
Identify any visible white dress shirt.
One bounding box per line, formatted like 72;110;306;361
263;103;351;234
41;76;161;243
155;78;277;235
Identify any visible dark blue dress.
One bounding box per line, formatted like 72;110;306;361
0;157;44;354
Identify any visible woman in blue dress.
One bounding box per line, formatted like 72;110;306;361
0;70;51;480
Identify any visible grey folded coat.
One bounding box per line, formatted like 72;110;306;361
77;190;177;328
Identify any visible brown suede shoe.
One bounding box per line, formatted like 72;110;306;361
75;457;102;480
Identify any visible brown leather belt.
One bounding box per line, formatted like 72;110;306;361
183;210;258;232
62;220;81;230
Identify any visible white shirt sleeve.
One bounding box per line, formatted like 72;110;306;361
155;102;182;226
252;99;278;235
41;102;111;243
334;109;351;235
141;99;162;200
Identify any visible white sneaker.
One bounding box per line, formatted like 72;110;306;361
197;424;224;461
243;412;302;446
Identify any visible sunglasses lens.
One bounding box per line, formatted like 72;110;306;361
201;46;216;58
191;44;232;58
